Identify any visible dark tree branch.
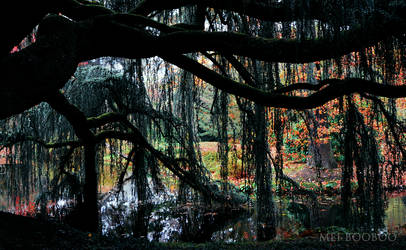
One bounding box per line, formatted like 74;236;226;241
361;94;406;159
0;135;81;150
224;55;257;86
45;90;99;232
273;82;330;94
0;0;112;56
86;112;125;128
94;129;243;205
76;12;406;63
0;5;405;118
115;147;136;195
0;15;79;119
132;0;326;22
162;54;406;109
45;91;94;143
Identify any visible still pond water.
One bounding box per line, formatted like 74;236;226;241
99;180;406;242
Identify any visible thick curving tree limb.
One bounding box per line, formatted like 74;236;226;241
0;135;81;150
0;3;405;119
92;129;247;206
0;15;80;120
2;107;249;207
163;54;406;109
0;0;112;56
45;91;99;233
75;11;406;63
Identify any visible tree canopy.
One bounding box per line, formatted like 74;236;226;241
1;0;405;118
0;0;405;241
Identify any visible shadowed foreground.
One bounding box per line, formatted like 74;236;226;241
0;212;405;249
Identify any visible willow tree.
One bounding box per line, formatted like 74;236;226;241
0;0;405;238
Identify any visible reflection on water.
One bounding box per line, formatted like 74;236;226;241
98;188;406;242
385;194;406;235
1;177;404;242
